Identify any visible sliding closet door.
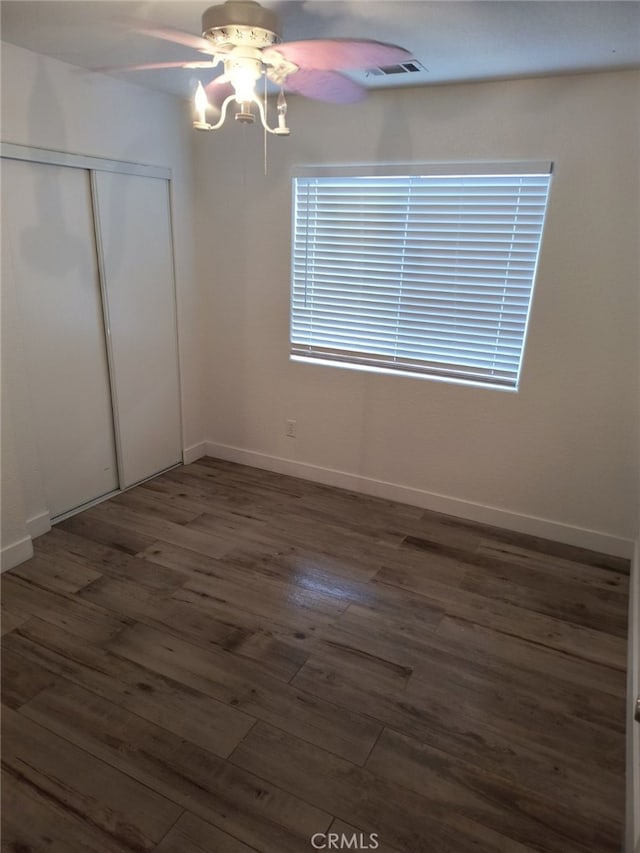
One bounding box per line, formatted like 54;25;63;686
93;172;182;488
2;158;119;518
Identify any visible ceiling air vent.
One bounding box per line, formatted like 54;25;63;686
367;60;427;76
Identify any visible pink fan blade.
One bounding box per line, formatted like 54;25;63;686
94;61;216;73
264;39;412;71
123;20;217;55
283;69;366;104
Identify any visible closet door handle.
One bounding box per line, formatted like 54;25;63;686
635;696;640;724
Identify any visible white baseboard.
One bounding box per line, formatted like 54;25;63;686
203;441;634;559
1;512;50;573
183;442;207;465
26;510;51;540
1;535;34;573
627;540;640;852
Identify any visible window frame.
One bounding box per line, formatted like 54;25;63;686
289;160;553;391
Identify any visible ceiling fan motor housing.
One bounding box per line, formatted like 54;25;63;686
201;1;281;49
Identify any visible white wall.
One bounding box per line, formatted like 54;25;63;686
0;42;203;568
194;70;640;556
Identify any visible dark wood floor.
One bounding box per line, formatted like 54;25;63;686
1;457;630;853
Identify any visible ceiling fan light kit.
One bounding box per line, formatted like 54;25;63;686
193;2;292;135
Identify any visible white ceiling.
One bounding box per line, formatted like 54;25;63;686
2;1;639;98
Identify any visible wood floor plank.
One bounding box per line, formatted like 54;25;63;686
142;536;356;598
184;506;394;572
404;521;630;573
2;457;628;851
181;467;408;563
138;476;236;516
3;705;183;850
310;636;415;691
175;560;349;623
153;811;256;853
291;655;623;818
228;629;310;681
435;615;626;699
143;538;380;603
315;606;625;734
1;770;134;853
1;644;59;709
143;532;286;578
406;658;625;783
403;655;625;774
310;612;443;694
57;512;157;556
476;539;630;592
394;510;488;550
36;526;189;592
107;621;382;765
109;487;205;526
153;576;313;680
274;501;406;547
1;607;28;636
183;507;272;543
139;544;336;680
397;529;630;615
263;545;381;584
421;624;625;735
4;617;256;758
459;565;628;637
21;679;332;853
254;509;406;565
365;727;622;853
479;530;630;573
77;574;309;681
162;463;304;511
229;721;540;853
333;583;445;638
81;502;235;560
372;567;627;669
1;574;132;643
11;552;102;594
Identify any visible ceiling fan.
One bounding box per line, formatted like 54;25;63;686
113;0;413;136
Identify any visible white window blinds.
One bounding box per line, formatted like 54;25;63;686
290;163;552;389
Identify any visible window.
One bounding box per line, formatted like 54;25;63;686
290;162;552;389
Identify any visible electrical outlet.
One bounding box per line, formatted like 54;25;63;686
286;419;296;438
